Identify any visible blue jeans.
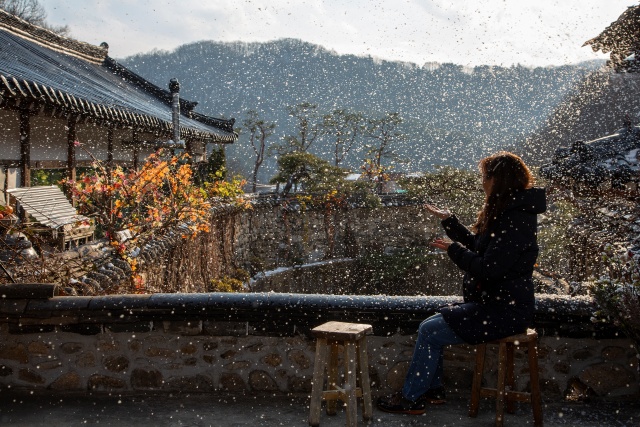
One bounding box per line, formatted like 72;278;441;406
402;313;465;401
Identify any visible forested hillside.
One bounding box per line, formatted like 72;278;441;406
121;38;601;181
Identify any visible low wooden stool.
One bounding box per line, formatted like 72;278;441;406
308;321;373;427
469;328;543;427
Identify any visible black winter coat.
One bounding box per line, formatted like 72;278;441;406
438;187;546;344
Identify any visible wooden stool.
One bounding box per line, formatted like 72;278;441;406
308;321;373;427
469;329;543;427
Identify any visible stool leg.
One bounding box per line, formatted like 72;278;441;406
528;341;543;427
357;337;372;421
309;338;328;427
326;342;339;416
506;342;516;414
344;342;358;427
469;343;486;418
496;343;508;427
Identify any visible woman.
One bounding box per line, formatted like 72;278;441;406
377;151;546;415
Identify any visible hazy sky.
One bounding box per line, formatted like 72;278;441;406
43;0;635;66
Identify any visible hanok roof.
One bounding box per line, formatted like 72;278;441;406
0;10;236;143
583;5;640;72
540;125;640;188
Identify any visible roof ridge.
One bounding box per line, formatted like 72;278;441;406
0;9;106;64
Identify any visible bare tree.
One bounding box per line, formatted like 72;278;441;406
323;109;364;166
364;112;404;169
242;110;276;193
0;0;70;36
281;102;323;154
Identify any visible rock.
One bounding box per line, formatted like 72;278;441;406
202;341;218;351
60;342;83;354
287;349;310;370
18;368;44;384
288;376;311;392
225;361;251;371
262;353;282;367
0;365;12;376
88;375;127;391
131;368;163;390
180;344;198;355
249;370;278;391
76;352;96;368
104;356;129;372
0;343;28;363
219;373;246;391
601;346;626;361
578;362;635;396
203;355;216;364
49;372;82;390
386;361;410;391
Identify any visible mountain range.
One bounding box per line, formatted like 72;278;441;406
120;38;602;182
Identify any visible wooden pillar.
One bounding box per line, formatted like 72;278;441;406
67;117;77;182
107;125;114;173
132;129;139;171
19;109;31;187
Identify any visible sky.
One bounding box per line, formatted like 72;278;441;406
42;0;636;67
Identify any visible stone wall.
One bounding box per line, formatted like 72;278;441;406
0;292;636;400
139;197;450;293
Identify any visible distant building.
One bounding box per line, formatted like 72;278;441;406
0;10;237;204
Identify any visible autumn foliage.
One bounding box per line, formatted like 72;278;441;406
65;146;247;291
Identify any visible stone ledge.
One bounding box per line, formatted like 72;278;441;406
0;292;618;339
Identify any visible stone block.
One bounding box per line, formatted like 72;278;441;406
18;368;45;384
225;361;251;371
219;372;246;391
97;340;120;352
60;342;83;354
386;361;410;391
287;349;310;370
49;371;82;390
145;347;175;358
220;350;236;360
131;368;163;390
88;375;127;391
601;346;626;361
262;353;282;367
203;354;216;364
180;343;198;355
249;370;278;391
103;355;129;372
202;341;218;351
76;352;96;368
0;365;12;376
38;360;62;370
27;341;50;356
0;343;28;363
162;320;202;335
288;375;311;392
578;362;635;396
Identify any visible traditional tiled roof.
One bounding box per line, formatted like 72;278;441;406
0;10;236;143
540;125;640;188
584;5;640;72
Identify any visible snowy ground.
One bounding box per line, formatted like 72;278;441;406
0;391;637;426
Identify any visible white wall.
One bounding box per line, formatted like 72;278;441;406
0;110;20;160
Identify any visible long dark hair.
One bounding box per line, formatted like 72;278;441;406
472;152;534;234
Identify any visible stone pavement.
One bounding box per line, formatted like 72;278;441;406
0;391;638;426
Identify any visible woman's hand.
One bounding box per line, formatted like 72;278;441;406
430;238;453;251
424;204;451;220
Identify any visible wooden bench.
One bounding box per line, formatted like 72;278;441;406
8;185;94;250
